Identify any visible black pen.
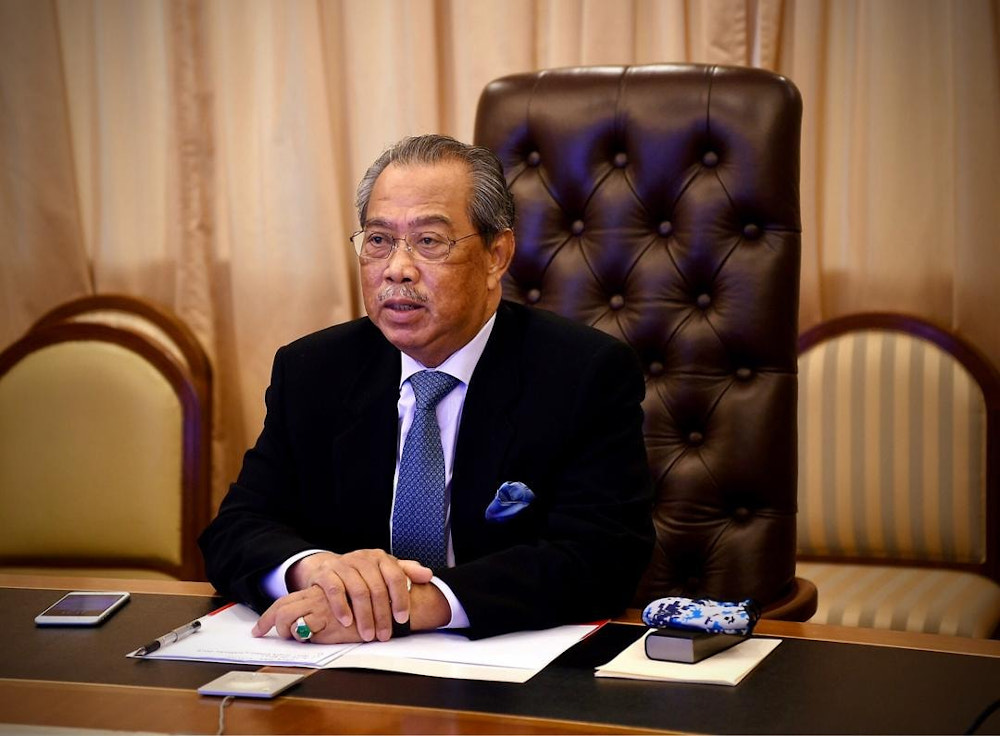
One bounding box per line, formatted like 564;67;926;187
135;619;202;656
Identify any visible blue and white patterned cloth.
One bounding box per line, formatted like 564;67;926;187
642;596;760;636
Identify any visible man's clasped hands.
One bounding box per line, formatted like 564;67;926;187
251;549;451;644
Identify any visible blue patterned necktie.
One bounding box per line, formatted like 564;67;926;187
392;370;460;568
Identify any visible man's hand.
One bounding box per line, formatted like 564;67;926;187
252;583;362;643
253;549;433;642
251;577;453;644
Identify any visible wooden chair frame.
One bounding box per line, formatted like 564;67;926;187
32;294;212;405
0;320;211;581
797;312;999;585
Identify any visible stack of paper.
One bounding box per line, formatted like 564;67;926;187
129;603;598;684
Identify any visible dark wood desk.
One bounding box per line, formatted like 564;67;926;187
2;574;998;734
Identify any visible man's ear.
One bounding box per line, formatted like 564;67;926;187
486;229;515;291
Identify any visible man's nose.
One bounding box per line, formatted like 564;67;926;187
383;242;418;281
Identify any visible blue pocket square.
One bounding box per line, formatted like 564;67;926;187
485;481;535;522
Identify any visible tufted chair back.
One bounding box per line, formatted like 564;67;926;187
475;64;815;618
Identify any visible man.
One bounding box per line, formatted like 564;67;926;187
199;134;654;643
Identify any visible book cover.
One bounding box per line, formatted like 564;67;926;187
644;628;744;664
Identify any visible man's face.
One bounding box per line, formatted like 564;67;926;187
360;160;513;368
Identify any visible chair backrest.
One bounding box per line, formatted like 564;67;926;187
31;294;212;404
475;64;809;614
797;313;999;583
0;320;211;580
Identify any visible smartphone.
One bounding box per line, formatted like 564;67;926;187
34;591;131;626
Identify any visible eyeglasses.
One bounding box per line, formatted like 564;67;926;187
350;230;479;262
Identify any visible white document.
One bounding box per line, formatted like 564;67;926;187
130;602;599;683
595;629;781;686
324;625;598;683
128;604;356;667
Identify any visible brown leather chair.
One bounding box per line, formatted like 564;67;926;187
475;64;816;620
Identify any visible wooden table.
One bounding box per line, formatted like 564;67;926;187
1;574;998;734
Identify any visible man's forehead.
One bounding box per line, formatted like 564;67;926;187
365;213;453;229
377;159;471;189
366;160;472;227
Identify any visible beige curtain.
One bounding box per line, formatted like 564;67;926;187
2;0;998;509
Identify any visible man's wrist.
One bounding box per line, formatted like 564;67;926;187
262;549;327;599
428;576;470;628
287;550;336;590
407;581;451;632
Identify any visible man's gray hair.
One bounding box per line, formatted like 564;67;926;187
355;135;515;246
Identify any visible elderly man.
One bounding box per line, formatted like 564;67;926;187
199;134;654;643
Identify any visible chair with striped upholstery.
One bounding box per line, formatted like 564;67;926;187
796;313;1000;637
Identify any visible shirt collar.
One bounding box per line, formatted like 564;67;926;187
399;312;498;388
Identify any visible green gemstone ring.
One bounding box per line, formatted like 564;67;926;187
294;617;312;641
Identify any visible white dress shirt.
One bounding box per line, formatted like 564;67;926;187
262;313;497;629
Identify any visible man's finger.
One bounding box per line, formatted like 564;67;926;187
338;565;379;641
252;607;276;637
398;559;434;584
357;562;396;641
252;585;329;639
380;559;413;624
310;571;355;628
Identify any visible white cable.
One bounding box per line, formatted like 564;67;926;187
216;695;235;735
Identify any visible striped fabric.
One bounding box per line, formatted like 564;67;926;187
797;562;1000;638
797;330;988;564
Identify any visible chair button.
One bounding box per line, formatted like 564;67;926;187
702;151;719;167
526;151;541;167
609;294;625;310
613;152;628;168
648;361;664;376
743;223;761;239
571;220;585;235
696;293;711;309
688;431;704;446
736;367;752;381
734;507;751;520
526;288;541;304
658;221;673;237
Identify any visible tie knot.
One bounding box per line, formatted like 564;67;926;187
409;370;460;410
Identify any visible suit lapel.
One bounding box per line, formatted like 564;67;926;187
450;303;523;558
330;327;400;549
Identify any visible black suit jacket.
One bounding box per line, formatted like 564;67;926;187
199;301;654;637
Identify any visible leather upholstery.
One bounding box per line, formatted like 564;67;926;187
475;64;808;612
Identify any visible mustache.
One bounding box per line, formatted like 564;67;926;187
377;285;429;303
